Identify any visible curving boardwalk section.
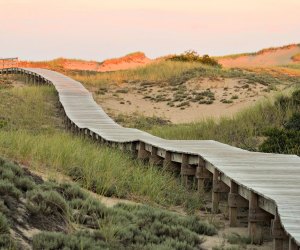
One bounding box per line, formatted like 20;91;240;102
1;67;300;249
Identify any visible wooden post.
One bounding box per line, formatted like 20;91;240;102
272;211;288;250
212;168;220;213
181;154;189;186
163;151;178;172
248;191;267;245
249;192;259;244
137;142;150;160
149;146;162;165
229;181;238;227
131;142;138;157
289;237;298;250
195;157;211;192
180;154;196;187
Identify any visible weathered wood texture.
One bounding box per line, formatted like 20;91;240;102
2;67;300;247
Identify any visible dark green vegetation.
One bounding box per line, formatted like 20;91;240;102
0;76;200;209
259;91;300;155
168;50;221;67
0;157;216;249
150;89;300;153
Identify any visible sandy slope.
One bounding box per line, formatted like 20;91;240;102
19;52;152;72
219;44;300;68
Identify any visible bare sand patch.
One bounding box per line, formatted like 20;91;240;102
96;77;276;124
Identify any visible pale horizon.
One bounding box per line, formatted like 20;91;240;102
0;0;299;61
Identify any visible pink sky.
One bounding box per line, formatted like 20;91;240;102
0;0;299;61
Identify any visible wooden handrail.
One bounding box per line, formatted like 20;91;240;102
0;57;18;70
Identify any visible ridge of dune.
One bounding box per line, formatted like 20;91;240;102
19;52;152;72
99;52;152;72
219;44;300;68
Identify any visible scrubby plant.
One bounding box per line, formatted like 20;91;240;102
0;179;21;200
32;231;109;250
169;50;221;67
26;189;69;217
226;232;251;245
0;212;9;234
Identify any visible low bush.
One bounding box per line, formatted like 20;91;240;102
26;189;69;218
32;231;109;250
0;179;21;200
169;50;221;67
0;212;9;234
226;232;251;245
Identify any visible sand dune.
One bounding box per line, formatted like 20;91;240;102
219;44;300;68
19;52;152;72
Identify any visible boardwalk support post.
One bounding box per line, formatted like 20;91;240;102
228;182;248;227
228;181;239;227
272;211;288;250
289;237;298;250
149;146;162;165
195;157;211;192
248;191;273;244
212;169;228;213
163;151;179;172
180;154;196;187
248;191;262;244
137;142;150;161
130;142;138;157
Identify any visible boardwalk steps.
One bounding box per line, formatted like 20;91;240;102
1;67;300;249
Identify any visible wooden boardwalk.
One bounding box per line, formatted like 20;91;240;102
1;67;300;249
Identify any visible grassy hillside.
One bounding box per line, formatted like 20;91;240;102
68;60;299;95
149;89;300;154
0;76;200;209
0;158;216;249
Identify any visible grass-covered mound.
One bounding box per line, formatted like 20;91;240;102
0;157;216;250
0;77;201;209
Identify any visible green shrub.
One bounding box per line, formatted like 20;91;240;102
285;113;300;130
169;50;221;67
0;179;21;200
26;189;69;217
2;161;24;177
14;176;36;192
32;231;108;250
0;212;9;234
0;234;17;250
57;182;88;201
259;128;300;155
227;232;251;245
72;198;108;227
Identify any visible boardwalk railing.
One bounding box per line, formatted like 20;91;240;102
0;57;18;70
1;67;300;250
